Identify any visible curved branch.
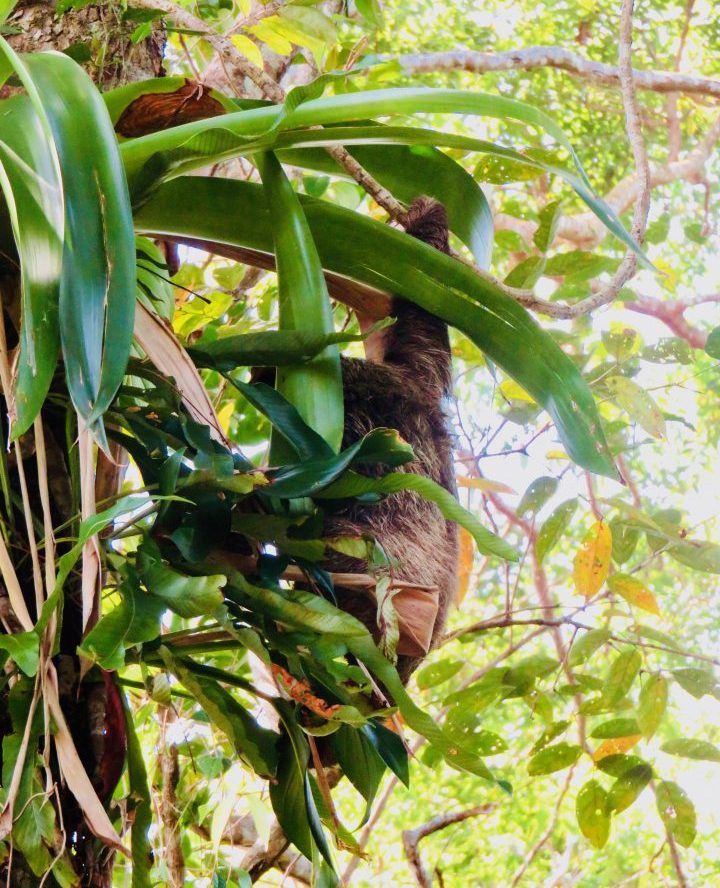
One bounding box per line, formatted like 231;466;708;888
395;46;720;100
403;805;497;888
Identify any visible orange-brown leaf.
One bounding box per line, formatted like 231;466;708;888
608;573;661;616
455;527;475;604
593;735;641;761
574;520;612;598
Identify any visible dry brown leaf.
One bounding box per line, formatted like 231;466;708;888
0;533;34;632
45;663;128;853
134;302;229;447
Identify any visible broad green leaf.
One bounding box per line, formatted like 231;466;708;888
169;657;278;779
705;326;720;359
331;725;385;821
637;674;668;739
603;649;642;706
517;476;558;516
416;660;464;691
269;736;313;859
135;177;618;477
576;780;610;848
79;579;166;671
0;631;39;677
527;742;582;776
641;337;693;364
573;520;612;597
533;200;562;252
668;539;720;574
596;753;649;777
568;628;611;667
23;52;136;432
256;151;343;457
261;429;415;499
609;520;640;565
232;379;333;461
590;718;641;739
530;720;571;754
607;573;660;616
608;764;652;814
661;738;720;762
672;668;719;699
137;540;226;618
360;722;409;786
602;326;638;361
605;376;666;439
655;781;697;847
536;498;577;564
316;470;517;561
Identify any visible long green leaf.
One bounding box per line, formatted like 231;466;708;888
0;41;64;435
317;470;517;561
277;134;493;266
256;151;344;458
135;178;617;477
23;52;136;432
120;85;639;258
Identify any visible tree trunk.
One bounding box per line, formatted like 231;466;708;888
3;0;165;91
0;5;165;886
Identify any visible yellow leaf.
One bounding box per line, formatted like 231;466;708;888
593;735;641;761
456;476;516;494
455;527;475;604
230;34;265;70
605;375;666;439
608;573;661;616
573;520;612;598
216;401;235;435
545;450;569;460
499;379;536;404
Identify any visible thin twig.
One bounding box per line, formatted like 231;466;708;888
509;766;574;886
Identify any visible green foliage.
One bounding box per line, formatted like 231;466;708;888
0;2;719;884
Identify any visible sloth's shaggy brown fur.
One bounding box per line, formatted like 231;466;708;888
324;197;458;681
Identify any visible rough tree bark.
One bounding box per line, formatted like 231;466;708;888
0;4;164;886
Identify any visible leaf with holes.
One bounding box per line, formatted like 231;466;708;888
573;520;612;598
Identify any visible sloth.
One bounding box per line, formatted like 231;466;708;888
320;197;459;681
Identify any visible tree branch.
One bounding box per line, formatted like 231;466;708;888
402;805;497;888
394;46;720;100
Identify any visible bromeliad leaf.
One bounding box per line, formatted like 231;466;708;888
0;41;63;435
20;52;136;437
135;178;618;478
256;151;343;459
